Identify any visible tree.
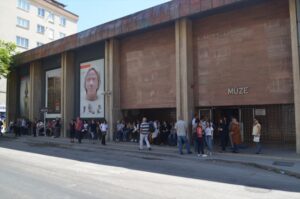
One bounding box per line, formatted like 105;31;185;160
0;40;17;78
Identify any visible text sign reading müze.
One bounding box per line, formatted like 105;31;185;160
227;87;249;95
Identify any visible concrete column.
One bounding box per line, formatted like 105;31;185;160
6;69;18;124
175;18;194;139
105;39;122;141
29;61;42;122
289;0;300;154
61;51;75;137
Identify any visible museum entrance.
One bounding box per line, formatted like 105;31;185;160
199;107;253;144
199;107;240;123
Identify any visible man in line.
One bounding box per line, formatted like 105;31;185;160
139;117;151;151
175;116;192;155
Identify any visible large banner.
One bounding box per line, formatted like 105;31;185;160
80;59;104;118
20;76;30;118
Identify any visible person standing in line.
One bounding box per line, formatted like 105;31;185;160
139;117;151;151
82;120;89;140
205;121;214;156
90;119;97;144
54;118;61;138
223;116;230;149
196;122;207;157
0;119;3;136
100;120;108;145
32;119;37;137
192;115;199;152
175;116;192;155
252;118;262;154
69;119;75;143
200;116;207;147
230;118;241;153
116;120;124;142
75;117;83;143
131;122;138;142
218;118;227;152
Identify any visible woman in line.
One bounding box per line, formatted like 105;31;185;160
90;119;97;144
196;122;207;157
252;118;262;154
205;122;214;156
69;119;75;143
75;117;83;143
100;120;108;145
230;118;241;153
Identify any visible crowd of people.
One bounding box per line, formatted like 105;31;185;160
5;114;262;155
69;117;108;145
114;120;177;146
7;118;61;138
191;115;262;156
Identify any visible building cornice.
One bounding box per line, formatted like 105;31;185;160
16;0;252;65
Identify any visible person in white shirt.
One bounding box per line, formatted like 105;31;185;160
100;120;108;145
252;118;262;154
175;116;192;155
205;121;214;156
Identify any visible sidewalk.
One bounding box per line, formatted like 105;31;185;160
3;135;300;179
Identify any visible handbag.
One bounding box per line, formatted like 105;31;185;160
253;136;260;142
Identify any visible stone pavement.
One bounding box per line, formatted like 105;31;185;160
2;134;300;179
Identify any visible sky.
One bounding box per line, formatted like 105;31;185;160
59;0;171;32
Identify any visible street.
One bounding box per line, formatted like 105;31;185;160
0;137;299;199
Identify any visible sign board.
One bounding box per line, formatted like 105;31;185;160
227;87;249;95
255;108;266;116
40;108;48;112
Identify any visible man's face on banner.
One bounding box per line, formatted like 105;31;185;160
85;68;99;101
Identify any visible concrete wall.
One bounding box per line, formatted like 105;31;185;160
289;0;300;153
193;0;293;107
120;25;176;109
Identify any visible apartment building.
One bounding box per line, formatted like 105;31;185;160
0;0;78;118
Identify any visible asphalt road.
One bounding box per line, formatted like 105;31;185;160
0;138;299;199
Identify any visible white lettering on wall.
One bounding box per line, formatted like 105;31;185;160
227;87;249;95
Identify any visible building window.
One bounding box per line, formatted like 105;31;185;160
59;32;65;38
46;69;62;116
37;42;43;47
37;24;45;34
48;29;54;40
60;17;66;27
48;12;54;23
16;36;29;49
17;0;30;11
17;17;29;29
38;8;45;17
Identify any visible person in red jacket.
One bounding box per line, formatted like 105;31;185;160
75;117;83;143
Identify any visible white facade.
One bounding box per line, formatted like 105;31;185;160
0;0;78;51
0;0;78;116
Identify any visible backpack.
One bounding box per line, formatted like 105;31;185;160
196;127;203;138
149;122;155;132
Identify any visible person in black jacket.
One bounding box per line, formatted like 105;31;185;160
218;118;227;152
54;118;61;138
69;120;76;143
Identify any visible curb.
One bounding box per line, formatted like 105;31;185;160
4;135;300;179
205;158;300;180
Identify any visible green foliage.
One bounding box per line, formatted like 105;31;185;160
0;40;17;78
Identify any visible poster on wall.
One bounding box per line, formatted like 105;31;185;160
80;59;104;118
45;68;61;118
20;76;30;118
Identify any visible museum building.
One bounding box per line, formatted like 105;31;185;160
7;0;300;153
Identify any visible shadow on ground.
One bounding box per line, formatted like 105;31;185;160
0;135;299;193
